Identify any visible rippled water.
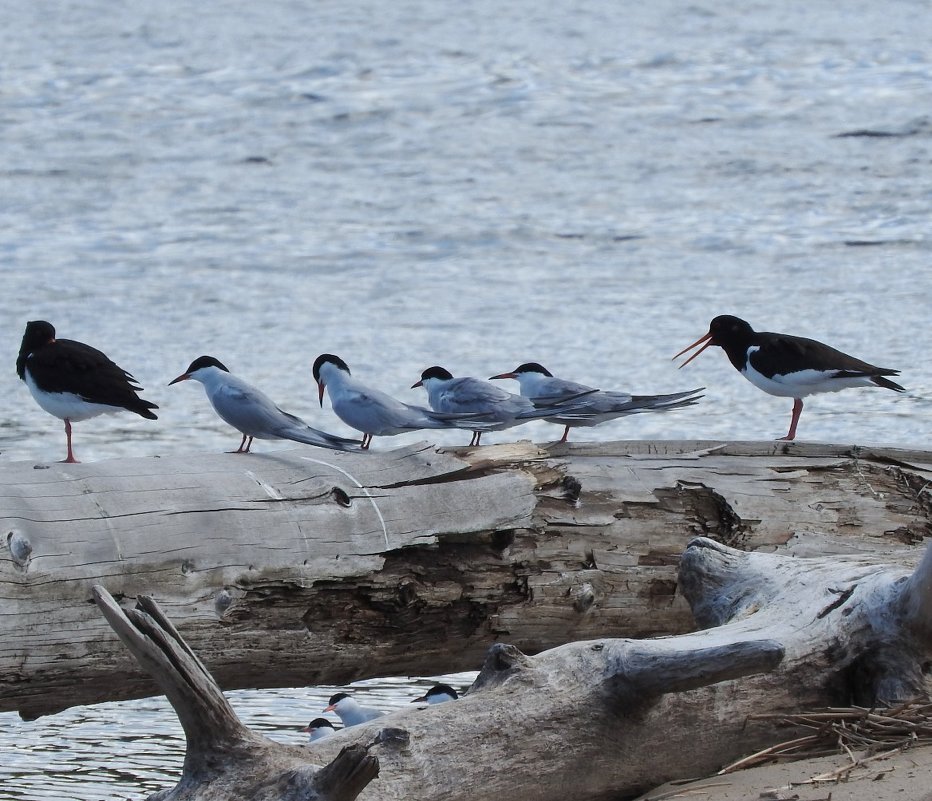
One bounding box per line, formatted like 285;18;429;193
1;0;930;797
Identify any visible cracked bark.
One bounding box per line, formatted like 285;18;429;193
2;440;931;719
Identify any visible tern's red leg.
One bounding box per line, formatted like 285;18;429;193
560;425;570;443
61;419;79;463
777;398;803;441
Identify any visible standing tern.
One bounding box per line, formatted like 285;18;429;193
489;362;704;442
411;366;597;446
323;692;385;727
674;314;905;441
169;355;361;452
313;353;494;449
17;320;158;463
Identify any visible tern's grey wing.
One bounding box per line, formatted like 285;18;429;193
209;382;285;436
337;386;448;434
545;387;705;424
440;377;527;413
273;408;362;450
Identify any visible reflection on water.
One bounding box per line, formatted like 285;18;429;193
1;674;477;800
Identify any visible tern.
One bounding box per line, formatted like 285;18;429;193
674;314;905;441
302;717;336;741
313;354;494;449
323;692;385;727
411;683;459;704
16;320;158;463
490;362;703;442
169;355;361;452
411;366;598;446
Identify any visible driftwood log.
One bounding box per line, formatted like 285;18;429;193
92;530;932;801
3;440;931;718
92;586;379;801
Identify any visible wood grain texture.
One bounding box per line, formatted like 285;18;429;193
2;439;930;718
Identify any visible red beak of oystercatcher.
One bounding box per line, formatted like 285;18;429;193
673;330;715;368
168;373;191;386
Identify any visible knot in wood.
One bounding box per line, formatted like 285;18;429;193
331;486;352;507
574;582;596;613
7;530;32;570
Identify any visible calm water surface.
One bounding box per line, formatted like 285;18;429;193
1;0;931;797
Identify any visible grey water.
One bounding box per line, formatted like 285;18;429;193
1;0;930;796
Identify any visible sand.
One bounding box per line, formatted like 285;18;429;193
636;743;932;801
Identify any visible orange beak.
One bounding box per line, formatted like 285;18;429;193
673;331;714;368
323;703;336;713
488;372;516;380
317;380;325;407
168;373;190;386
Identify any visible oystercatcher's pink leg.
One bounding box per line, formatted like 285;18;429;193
61;419;79;463
778;398;803;441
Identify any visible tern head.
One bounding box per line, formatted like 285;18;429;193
412;683;459;704
489;362;553;380
312;354;350;405
324;691;353;713
169;355;230;385
411;365;454;389
674;315;754;368
302;717;336;738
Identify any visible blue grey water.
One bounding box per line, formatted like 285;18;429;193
1;0;930;796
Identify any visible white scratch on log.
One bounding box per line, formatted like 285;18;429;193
302;456;390;549
243;470;284;501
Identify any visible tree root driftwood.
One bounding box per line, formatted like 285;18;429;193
92;532;932;801
93;586;378;801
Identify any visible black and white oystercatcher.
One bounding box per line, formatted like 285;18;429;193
674;314;905;441
169;355;362;453
16;320;158;463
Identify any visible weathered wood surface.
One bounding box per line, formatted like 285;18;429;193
91;530;932;801
2;439;931;718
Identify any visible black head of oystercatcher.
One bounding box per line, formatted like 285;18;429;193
16;320;158;463
673;315;905;441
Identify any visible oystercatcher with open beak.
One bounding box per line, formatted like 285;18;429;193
674;315;904;441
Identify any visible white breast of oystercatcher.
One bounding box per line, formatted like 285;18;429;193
740;345;890;399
